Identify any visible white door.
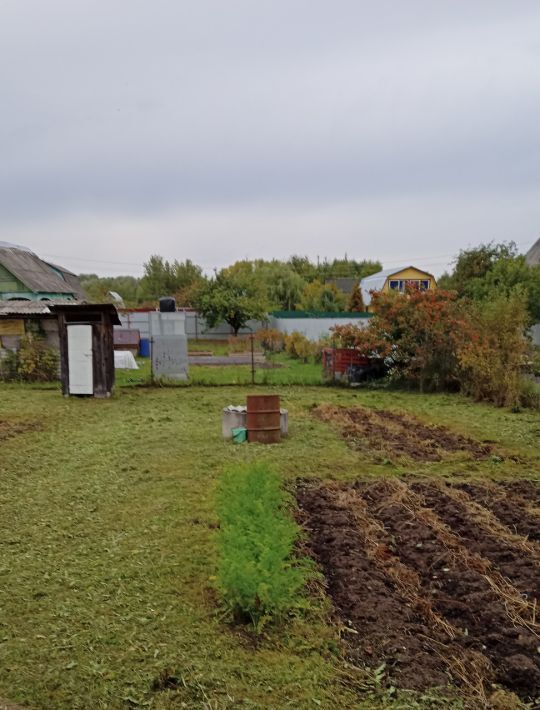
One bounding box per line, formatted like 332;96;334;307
67;325;93;394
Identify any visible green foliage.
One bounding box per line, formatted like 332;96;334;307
259;263;306;311
441;241;540;321
0;335;59;382
139;255;204;304
0;349;18;381
215;463;311;631
79;273;141;306
78;254;382;311
297;280;347;312
458;292;533;408
288;255;381;282
442;241;518;294
284;331;314;362
195;269;268;335
332;288;536;409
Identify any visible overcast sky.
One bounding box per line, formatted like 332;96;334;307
1;1;539;277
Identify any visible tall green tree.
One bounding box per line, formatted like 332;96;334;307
438;241;518;295
439;241;540;321
195;269;268;335
79;274;141;306
258;262;306;311
139;255;204;303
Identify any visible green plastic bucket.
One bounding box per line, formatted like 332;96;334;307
231;427;247;444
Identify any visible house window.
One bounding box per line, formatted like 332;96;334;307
389;279;431;293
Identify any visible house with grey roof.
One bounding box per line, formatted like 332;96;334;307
0;242;85;301
360;265;437;311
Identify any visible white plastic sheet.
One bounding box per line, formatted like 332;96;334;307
114;350;139;370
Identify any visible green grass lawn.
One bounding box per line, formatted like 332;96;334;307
0;385;539;709
116;353;323;387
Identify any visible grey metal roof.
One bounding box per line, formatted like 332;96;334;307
0;241;34;252
0;299;82;317
525;238;540;266
0;245;77;294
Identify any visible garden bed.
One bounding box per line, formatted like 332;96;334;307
313;405;492;462
298;477;540;704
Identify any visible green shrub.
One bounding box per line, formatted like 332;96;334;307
284;331;313;361
312;336;331;363
458;293;531;408
0;335;59;383
518;377;540;411
215;463;311;632
0;349;18;381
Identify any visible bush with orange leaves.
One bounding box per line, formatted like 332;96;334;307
331;288;533;406
332;288;464;392
458;291;532;408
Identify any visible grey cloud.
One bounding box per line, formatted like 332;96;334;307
0;1;539;267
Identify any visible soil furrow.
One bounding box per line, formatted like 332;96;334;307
457;481;540;542
359;479;540;700
501;480;540;507
297;483;461;692
410;482;540;603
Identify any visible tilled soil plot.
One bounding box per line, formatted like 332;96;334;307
298;477;540;704
313;405;492;462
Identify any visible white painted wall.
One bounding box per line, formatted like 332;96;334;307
115;311;371;342
269;316;371;341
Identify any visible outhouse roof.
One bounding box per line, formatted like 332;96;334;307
49;302;121;325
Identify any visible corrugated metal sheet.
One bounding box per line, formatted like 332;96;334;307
0;246;77;294
0;299;81;316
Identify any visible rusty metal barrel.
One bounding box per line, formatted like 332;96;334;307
246;394;281;443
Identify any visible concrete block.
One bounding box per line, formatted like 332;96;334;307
151;334;188;380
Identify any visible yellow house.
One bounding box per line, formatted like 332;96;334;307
360;265;437;312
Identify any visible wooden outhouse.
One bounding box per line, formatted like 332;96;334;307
50;303;120;397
